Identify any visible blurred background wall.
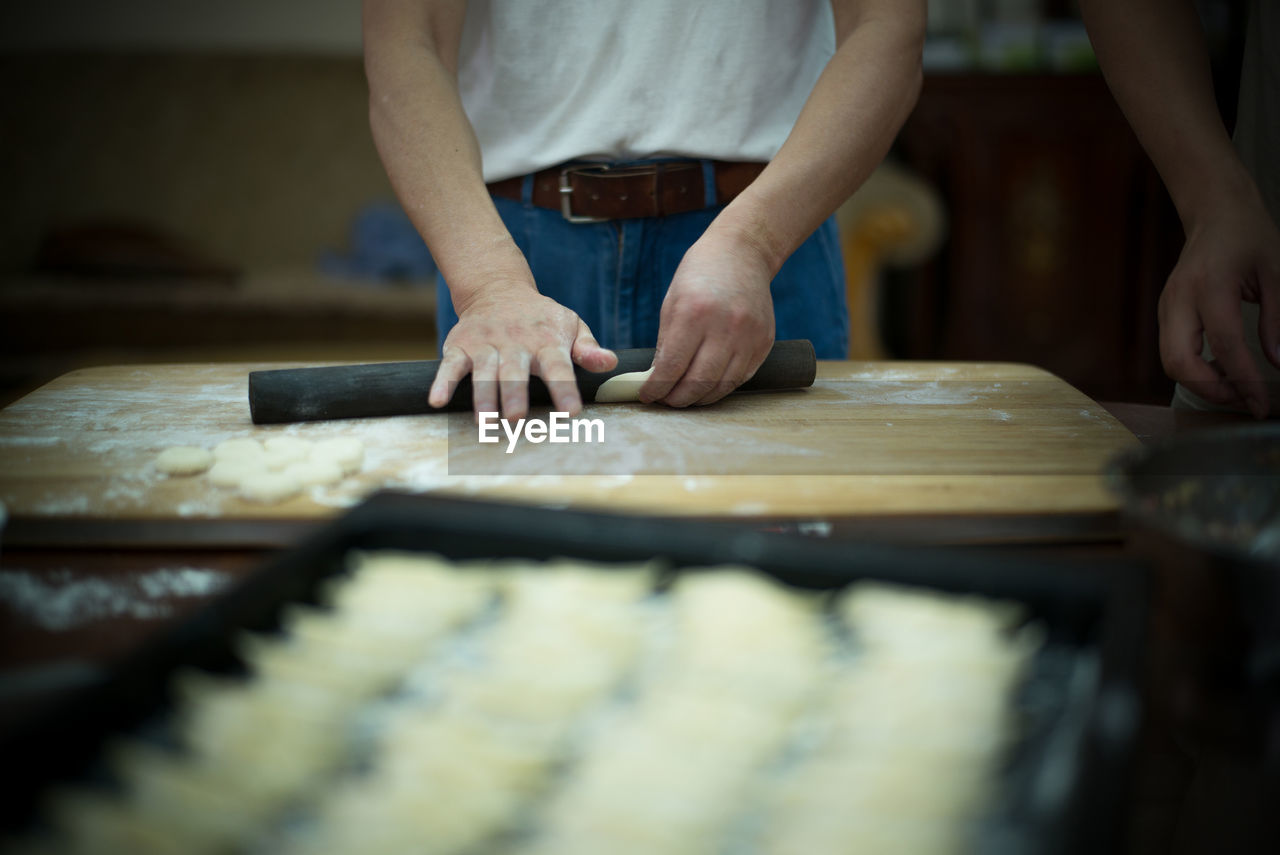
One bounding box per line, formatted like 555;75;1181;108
0;0;1254;406
0;0;363;53
0;1;376;272
0;1;439;404
0;53;386;272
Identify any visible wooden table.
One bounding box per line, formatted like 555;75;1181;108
0;359;1144;546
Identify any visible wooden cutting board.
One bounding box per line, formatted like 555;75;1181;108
0;361;1138;544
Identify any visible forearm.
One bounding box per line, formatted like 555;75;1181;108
710;1;926;275
1078;0;1259;231
363;0;532;312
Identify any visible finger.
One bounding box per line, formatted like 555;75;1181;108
743;338;772;384
1201;294;1267;418
498;349;532;422
695;336;772;406
662;341;730;408
429;347;472;409
693;346;764;406
1159;289;1237;407
535;345;582;416
640;325;699;404
469;347;501;423
692;358;749;405
570;322;618;373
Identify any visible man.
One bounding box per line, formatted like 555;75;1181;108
362;0;926;419
1081;0;1280;418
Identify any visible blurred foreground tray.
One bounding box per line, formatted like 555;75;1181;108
0;492;1147;853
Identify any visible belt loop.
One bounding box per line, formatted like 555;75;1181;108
520;172;535;207
701;159;718;207
654;162;665;216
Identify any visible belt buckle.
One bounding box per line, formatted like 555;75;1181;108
559;165;612;224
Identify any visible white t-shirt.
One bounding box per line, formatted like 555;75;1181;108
457;0;835;182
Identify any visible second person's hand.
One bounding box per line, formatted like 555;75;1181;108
1158;189;1280;418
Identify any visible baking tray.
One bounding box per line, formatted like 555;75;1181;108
1107;423;1280;756
0;491;1147;852
1106;423;1280;566
1107;424;1280;686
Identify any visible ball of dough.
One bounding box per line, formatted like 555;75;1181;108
283;460;344;488
155;446;214;476
239;471;301;504
311;437;365;475
207;459;261;489
214;437;265;461
262;437;313;470
594;367;655;403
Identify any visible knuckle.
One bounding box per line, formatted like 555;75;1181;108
725;308;753;331
1160;274;1195;302
1161;352;1190;378
682;296;716;319
1205;332;1242;359
538;343;570;362
1160;342;1199;375
1165;265;1193;288
502;348;531;368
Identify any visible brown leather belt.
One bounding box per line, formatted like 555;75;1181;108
486;160;766;222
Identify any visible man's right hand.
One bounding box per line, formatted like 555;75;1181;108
366;2;619;420
428;283;618;420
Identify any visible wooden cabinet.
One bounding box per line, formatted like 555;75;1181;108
890;73;1180;403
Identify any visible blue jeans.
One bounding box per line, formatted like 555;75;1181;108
436;163;849;358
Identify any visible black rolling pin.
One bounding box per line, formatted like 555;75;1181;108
249;339;816;424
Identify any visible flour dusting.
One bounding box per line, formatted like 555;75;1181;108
31;494;91;515
837;381;981;406
0;566;231;630
0;436;61;447
135;567;229;598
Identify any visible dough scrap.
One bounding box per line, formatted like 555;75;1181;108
284;460;344;488
311;437;365;475
594;367;655;403
262;437;313;470
155;446;214;476
207;459;260;489
202;436;363;495
214;438;265;461
239;471;301;504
